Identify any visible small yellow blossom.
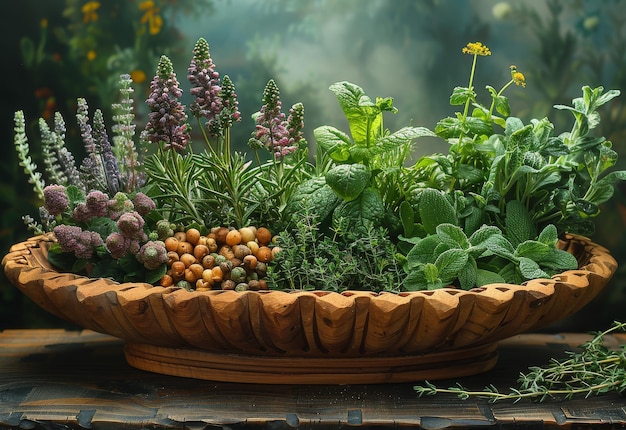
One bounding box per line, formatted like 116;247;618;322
82;1;101;24
87;50;97;61
40;18;48;28
510;65;526;88
139;0;163;35
130;69;147;84
462;42;491;56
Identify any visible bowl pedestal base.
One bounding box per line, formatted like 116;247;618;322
124;342;500;384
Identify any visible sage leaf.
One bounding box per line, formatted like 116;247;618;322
332;187;385;232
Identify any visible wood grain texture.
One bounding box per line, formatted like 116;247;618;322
1;234;617;363
1;329;626;429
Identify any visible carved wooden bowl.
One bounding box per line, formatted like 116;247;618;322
2;233;617;384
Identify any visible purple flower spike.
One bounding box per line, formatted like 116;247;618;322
143;55;190;152
251;80;302;159
188;38;222;132
218;75;241;130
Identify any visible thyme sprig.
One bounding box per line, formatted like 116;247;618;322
415;321;626;402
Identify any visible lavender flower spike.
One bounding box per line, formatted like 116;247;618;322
218;75;241;130
188;37;222;137
143;55;190;152
250;79;300;159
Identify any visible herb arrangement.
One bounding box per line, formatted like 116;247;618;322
12;40;624;294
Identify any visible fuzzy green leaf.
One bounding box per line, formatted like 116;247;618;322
419;189;458;234
505;200;536;247
332;187;385;231
435;248;469;281
436;223;469;249
450;86;475;105
325;163;370;201
314;126;352;162
476;269;506;286
406;234;441;268
286;177;342;224
328;81;382;147
518;257;549;280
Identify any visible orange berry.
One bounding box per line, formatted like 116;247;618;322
171;261;185;277
193;244;209;261
177;241;194;255
225;229;242;246
214;227;229;245
179;253;197;267
160;274;174;287
256;246;273;263
256;227;272;245
211;266;224;282
164;236;179;252
185;228;201;245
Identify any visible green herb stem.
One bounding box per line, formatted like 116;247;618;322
488;79;515;118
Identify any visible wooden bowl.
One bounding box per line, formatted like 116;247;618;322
2;233;617;384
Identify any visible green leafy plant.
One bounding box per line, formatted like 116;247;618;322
415;321;626;402
11;40;624;294
395;41;624;290
286;81;434;234
399;191;578;290
266;209;402;293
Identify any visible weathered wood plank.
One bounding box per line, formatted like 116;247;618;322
1;329;626;429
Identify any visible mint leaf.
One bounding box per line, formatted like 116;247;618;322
450;86;475;106
436;223;469;249
435;248;469;281
476;269;506;287
406;234;441;268
518;257;549;280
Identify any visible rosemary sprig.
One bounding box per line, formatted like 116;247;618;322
415;321;626;402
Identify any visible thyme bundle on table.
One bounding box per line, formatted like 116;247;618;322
415;321;626;402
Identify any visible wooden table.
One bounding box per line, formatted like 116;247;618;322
1;329;626;429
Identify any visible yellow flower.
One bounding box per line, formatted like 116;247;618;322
462;42;491;56
82;1;101;24
510;65;526;88
40;18;48;28
130;69;147;84
87;50;97;61
139;0;163;35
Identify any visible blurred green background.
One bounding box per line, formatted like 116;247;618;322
1;0;625;331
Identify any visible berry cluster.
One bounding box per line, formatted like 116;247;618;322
159;226;278;291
